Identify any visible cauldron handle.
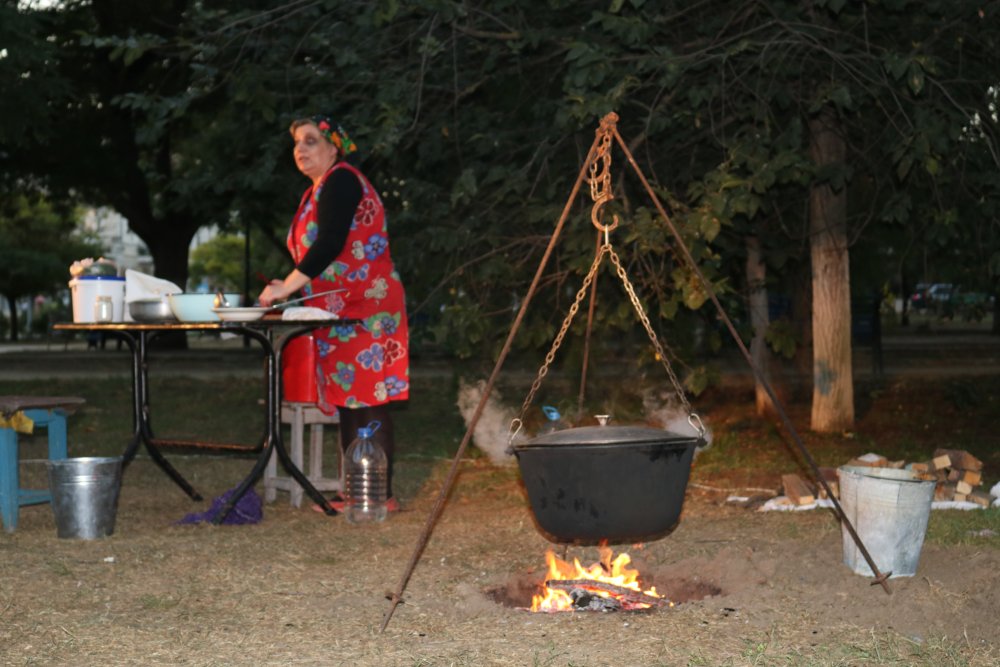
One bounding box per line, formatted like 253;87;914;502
505;418;524;455
688;413;706;438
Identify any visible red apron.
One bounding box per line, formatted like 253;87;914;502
287;162;410;413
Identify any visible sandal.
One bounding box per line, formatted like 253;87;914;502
311;495;400;513
311;493;345;514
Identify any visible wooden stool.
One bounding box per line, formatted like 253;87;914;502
0;396;86;532
264;401;341;508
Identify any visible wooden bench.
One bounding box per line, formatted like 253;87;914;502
0;396;86;532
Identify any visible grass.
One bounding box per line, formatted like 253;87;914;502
1;370;467;457
926;506;1000;547
1;368;471;514
4;358;999;549
690;375;1000;481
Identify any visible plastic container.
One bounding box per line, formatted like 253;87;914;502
69;276;126;323
343;422;388;524
282;335;318;403
538;405;568;434
47;456;123;539
95;296;114;322
838;465;936;578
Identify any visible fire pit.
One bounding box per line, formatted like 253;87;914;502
531;548;669;612
485;547;724;613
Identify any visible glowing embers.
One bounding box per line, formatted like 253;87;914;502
530;547;670;613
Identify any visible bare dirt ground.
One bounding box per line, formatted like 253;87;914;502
2;456;998;667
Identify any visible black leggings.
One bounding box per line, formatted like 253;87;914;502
337;404;395;498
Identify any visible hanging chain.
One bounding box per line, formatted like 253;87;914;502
510;240;705;441
588;116;619;234
605;246;704;436
514;244;611;427
508;111;705;442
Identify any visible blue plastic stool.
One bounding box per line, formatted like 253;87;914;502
0;397;85;532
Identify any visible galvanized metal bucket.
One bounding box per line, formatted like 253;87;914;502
838;465;935;578
47;457;123;539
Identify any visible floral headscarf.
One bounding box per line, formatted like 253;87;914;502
310;114;358;156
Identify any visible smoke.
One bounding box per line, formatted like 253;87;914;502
642;389;713;454
456;379;518;466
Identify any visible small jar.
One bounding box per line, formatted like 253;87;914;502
95;296;114;322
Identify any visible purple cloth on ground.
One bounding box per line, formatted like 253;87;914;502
176;487;263;525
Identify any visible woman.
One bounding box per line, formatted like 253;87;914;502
259;114;409;512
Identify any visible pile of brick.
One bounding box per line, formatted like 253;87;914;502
778;448;991;507
911;448;991;507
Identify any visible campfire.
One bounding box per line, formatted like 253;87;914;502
530;547;671;613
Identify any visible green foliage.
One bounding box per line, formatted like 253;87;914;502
765;318;799;359
0;4;69;150
0;188;97;295
0;189;99;339
189;236;246;293
3;0;999;365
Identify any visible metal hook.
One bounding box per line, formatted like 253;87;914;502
590;197;620;234
505;418;524;456
508;418;523;443
687;413;706;438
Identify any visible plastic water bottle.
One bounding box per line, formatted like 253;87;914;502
539;405;567;435
343;421;388;524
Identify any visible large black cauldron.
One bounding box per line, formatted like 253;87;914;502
512;424;701;544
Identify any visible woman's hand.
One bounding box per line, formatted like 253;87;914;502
258;270;310;306
258;279;291;307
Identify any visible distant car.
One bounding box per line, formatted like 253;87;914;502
927;283;955;303
909;283;931;310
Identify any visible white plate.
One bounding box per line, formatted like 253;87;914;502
211;307;272;322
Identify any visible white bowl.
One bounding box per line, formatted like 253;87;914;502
167;293;242;322
212;306;271;322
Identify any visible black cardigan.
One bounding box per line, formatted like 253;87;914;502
296;167;363;278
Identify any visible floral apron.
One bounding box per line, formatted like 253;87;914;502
287;162;410;413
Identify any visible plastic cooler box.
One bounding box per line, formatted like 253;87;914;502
69;275;126;322
282;335;318;403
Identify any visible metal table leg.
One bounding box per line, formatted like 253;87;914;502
210;325;336;523
127;331;203;501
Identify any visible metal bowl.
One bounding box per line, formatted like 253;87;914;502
128;298;176;322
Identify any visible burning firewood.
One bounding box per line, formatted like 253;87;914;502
545;579;669;610
567;588;622;612
530;548;667;613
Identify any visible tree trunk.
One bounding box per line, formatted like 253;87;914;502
808;108;854;432
5;294;18;342
146;221;195;291
992;295;999;335
899;269;911;327
148;218;198;349
125;212;198;350
792;261;813;387
746;235;777;416
992;280;1000;336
